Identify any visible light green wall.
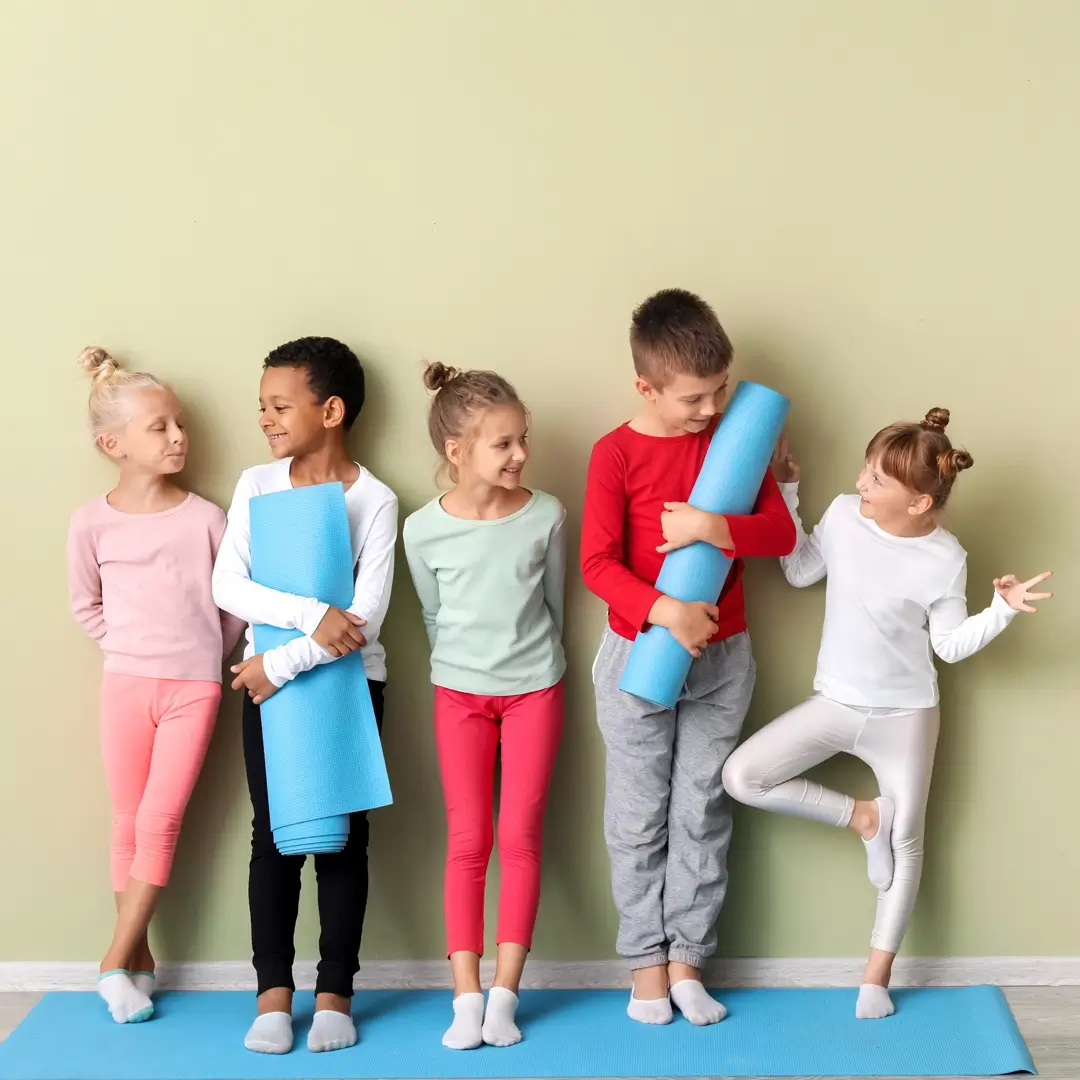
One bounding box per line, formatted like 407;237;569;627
1;1;1075;964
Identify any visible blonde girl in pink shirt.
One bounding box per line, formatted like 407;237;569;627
66;348;244;1024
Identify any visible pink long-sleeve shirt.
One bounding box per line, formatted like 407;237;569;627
67;493;245;682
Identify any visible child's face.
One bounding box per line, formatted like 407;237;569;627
101;387;187;475
259;365;341;459
856;457;933;527
637;371;731;435
451;403;529;489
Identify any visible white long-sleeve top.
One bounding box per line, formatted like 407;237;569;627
212;459;398;687
779;483;1016;708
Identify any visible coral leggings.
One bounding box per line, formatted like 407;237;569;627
434;681;564;957
100;673;220;891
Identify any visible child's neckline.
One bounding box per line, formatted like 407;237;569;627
102;491;194;518
284;457;363;494
436;488;537;524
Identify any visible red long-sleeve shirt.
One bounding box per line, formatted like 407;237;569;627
581;419;796;643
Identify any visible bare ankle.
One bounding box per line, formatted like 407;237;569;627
314;992;351;1015
632;965;669;1000
849;799;879;840
863;949;895;987
257;987;293;1016
666;961;701;984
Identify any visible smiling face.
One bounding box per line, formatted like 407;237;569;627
637;370;731;436
258;364;343;459
448;403;529;490
99;386;188;475
856;456;934;531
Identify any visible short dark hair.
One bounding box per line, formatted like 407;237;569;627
264;336;366;429
630;288;733;386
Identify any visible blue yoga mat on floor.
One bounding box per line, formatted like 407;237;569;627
0;987;1035;1079
619;380;790;710
249;482;392;856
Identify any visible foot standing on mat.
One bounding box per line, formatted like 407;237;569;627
403;364;567;1050
580;290;797;1026
67;348;245;1025
723;411;1053;1019
212;338;398;1054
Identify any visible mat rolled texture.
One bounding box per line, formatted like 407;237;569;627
249;483;392;856
618;381;790;709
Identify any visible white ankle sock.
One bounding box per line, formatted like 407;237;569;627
864;797;896;890
131;971;156;999
308;1009;357;1053
443;992;484;1050
244;1011;293;1054
856;983;895;1019
482;986;522;1047
669;979;727;1025
97;971;153;1024
627;991;673;1025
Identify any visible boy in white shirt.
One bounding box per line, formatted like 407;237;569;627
213;336;397;1055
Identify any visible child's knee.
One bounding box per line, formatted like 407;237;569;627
720;750;760;804
447;821;493;867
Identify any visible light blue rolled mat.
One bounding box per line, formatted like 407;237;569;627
617;381;790;710
249;482;393;856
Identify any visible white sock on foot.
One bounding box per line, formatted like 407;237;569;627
97;971;153;1024
482;986;522;1047
131;972;156;999
308;1009;357;1053
627;991;673;1025
669;980;727;1025
864;797;895;890
443;992;484;1050
244;1011;293;1054
856;983;895;1019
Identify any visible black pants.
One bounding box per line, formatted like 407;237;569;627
242;680;385;998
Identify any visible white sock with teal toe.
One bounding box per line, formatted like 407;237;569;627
131;971;156;999
98;971;153;1024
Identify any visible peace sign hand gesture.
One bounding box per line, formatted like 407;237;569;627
994;571;1054;613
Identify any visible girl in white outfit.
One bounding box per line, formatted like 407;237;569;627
722;408;1052;1020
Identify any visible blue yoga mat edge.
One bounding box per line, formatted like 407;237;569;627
0;986;1036;1079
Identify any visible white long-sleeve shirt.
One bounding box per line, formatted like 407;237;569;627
212;459;398;687
779;483;1016;708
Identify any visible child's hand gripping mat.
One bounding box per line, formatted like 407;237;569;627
619;381;790;710
249;482;392;855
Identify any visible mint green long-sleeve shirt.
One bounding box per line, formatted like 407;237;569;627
402;489;567;695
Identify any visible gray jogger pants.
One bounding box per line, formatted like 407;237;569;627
592;628;756;969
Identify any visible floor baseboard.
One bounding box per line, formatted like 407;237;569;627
3;956;1079;992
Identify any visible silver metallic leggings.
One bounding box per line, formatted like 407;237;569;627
722;694;940;954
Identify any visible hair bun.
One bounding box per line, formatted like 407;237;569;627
937;447;974;478
423;361;459;392
922;407;951;432
79;346;117;382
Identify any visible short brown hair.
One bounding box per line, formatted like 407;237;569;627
866;407;974;509
630;288;733;385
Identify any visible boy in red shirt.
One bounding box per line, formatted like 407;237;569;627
581;288;795;1027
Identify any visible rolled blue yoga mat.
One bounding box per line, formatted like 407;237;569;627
249;482;393;856
618;381;790;710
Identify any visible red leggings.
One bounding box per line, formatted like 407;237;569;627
434;681;564;956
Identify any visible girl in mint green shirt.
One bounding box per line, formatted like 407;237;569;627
403;362;565;1052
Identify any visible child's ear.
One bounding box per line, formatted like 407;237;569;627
445;438;463;467
634;376;658;401
909;493;934;517
322;395;346;429
98;432;123;460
